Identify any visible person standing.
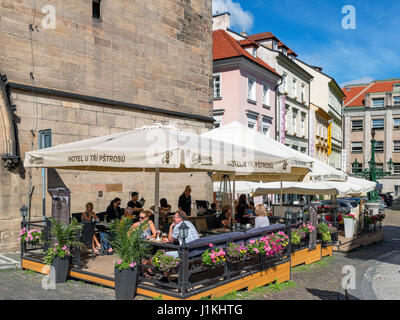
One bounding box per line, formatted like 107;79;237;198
127;192;143;221
178;185;192;216
236;194;252;225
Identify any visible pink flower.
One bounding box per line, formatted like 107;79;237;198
129;262;136;268
209;243;213;247
62;245;67;250
117;260;122;265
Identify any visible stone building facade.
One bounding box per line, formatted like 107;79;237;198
343;79;400;194
0;0;214;252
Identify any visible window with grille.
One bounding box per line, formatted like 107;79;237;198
394;163;400;174
39;129;52;149
352;162;363;174
351;142;362;153
213;74;221;99
351;120;363;131
372;119;384;130
394;96;400;105
374;141;384;153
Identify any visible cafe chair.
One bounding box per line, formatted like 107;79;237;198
71;213;82;223
79;221;97;260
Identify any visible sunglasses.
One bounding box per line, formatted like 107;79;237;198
139;216;146;220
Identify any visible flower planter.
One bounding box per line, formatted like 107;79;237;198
228;255;261;272
51;256;69;283
114;266;139;300
344;218;355;238
189;265;225;284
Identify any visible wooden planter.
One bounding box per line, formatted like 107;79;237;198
321;243;333;257
290;244;322;267
189;265;225;284
228;255;261;272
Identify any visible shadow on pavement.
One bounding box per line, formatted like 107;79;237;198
305;288;360;300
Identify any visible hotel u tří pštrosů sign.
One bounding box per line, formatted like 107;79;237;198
24;149;298;174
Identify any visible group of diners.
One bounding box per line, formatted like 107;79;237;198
80;188;272;256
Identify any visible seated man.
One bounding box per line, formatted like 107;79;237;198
163;210;199;258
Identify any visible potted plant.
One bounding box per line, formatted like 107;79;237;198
344;213;356;238
317;223;332;244
19;227;43;249
189;243;226;282
153;249;180;279
290;229;301;250
44;217;82;283
109;217;150;300
226;242;256;271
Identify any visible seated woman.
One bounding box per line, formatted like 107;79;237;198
150;198;171;232
124;207;135;219
254;204;270;228
81;202;101;255
217;205;235;229
129;210;157;277
129;210;157;240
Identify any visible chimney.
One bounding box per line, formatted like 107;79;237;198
212;12;231;31
240;29;248;36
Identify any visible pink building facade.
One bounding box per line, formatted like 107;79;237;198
213;29;280;137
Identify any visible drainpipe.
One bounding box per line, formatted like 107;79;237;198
275;77;283;142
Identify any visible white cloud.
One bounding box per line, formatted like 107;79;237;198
340;77;375;88
212;0;254;32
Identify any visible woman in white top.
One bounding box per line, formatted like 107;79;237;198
255;204;270;228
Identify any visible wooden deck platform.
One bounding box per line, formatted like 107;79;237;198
333;229;383;253
290;244;322;267
21;255;291;300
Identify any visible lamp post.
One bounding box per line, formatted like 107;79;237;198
178;221;189;246
351;129;393;214
20;205;28;222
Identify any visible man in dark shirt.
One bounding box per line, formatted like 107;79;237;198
127;192;143;221
178;185;192;216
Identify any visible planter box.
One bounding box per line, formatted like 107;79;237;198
51;256;69;283
189;265;225;284
291;244;322;267
228;255;261;272
321;243;333;257
115;266;139;300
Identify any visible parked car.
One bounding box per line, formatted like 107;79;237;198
379;193;393;207
320;199;355;215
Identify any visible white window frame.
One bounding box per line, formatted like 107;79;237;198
262;82;270;106
394;96;400;105
301;84;305;102
351;142;363;153
292;109;298;133
247;77;256;101
372;119;384;130
352;120;363;131
394;140;400;152
372;98;384;107
292;78;297;98
213;73;221;99
282;73;287;93
375;141;384;153
393;163;400;175
394;118;400;129
301;117;306;136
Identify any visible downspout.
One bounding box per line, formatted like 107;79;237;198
275;76;283;141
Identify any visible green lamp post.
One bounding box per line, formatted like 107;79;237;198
351;129;393;212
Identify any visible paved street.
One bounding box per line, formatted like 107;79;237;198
1;206;399;300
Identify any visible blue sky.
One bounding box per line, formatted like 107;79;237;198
212;0;400;87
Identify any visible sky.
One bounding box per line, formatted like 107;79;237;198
212;0;400;87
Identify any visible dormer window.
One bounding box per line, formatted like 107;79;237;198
273;40;278;50
283;48;287;55
251;47;257;58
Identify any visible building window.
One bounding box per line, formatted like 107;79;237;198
394;141;400;152
372;119;384;130
247;114;257;129
261;119;271;135
372;98;384;107
292;109;298;133
92;0;101;20
394;96;400;105
247;77;256;101
292;78;297;98
292;145;299;151
282;73;288;93
374;141;384;153
393;163;400;175
351;120;363;131
273;40;278;50
301;117;306;136
352;162;363;174
213;74;221;99
262;83;270;106
301;84;305;102
39;129;52;149
394;118;400;129
300;147;307;154
251;47;257;58
351;142;362;153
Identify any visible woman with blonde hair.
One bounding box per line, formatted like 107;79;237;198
129;210;157;240
81;202;101;255
254;204;270;228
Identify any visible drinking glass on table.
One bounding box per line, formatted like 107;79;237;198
162;233;167;241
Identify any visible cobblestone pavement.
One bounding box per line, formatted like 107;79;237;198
1;206;399;300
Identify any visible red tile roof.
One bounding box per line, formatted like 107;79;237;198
238;39;259;48
213;30;280;77
343;79;400;107
248;32;297;56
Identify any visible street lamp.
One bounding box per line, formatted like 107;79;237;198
20;205;28;220
351;129;394;213
178;221;189;245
